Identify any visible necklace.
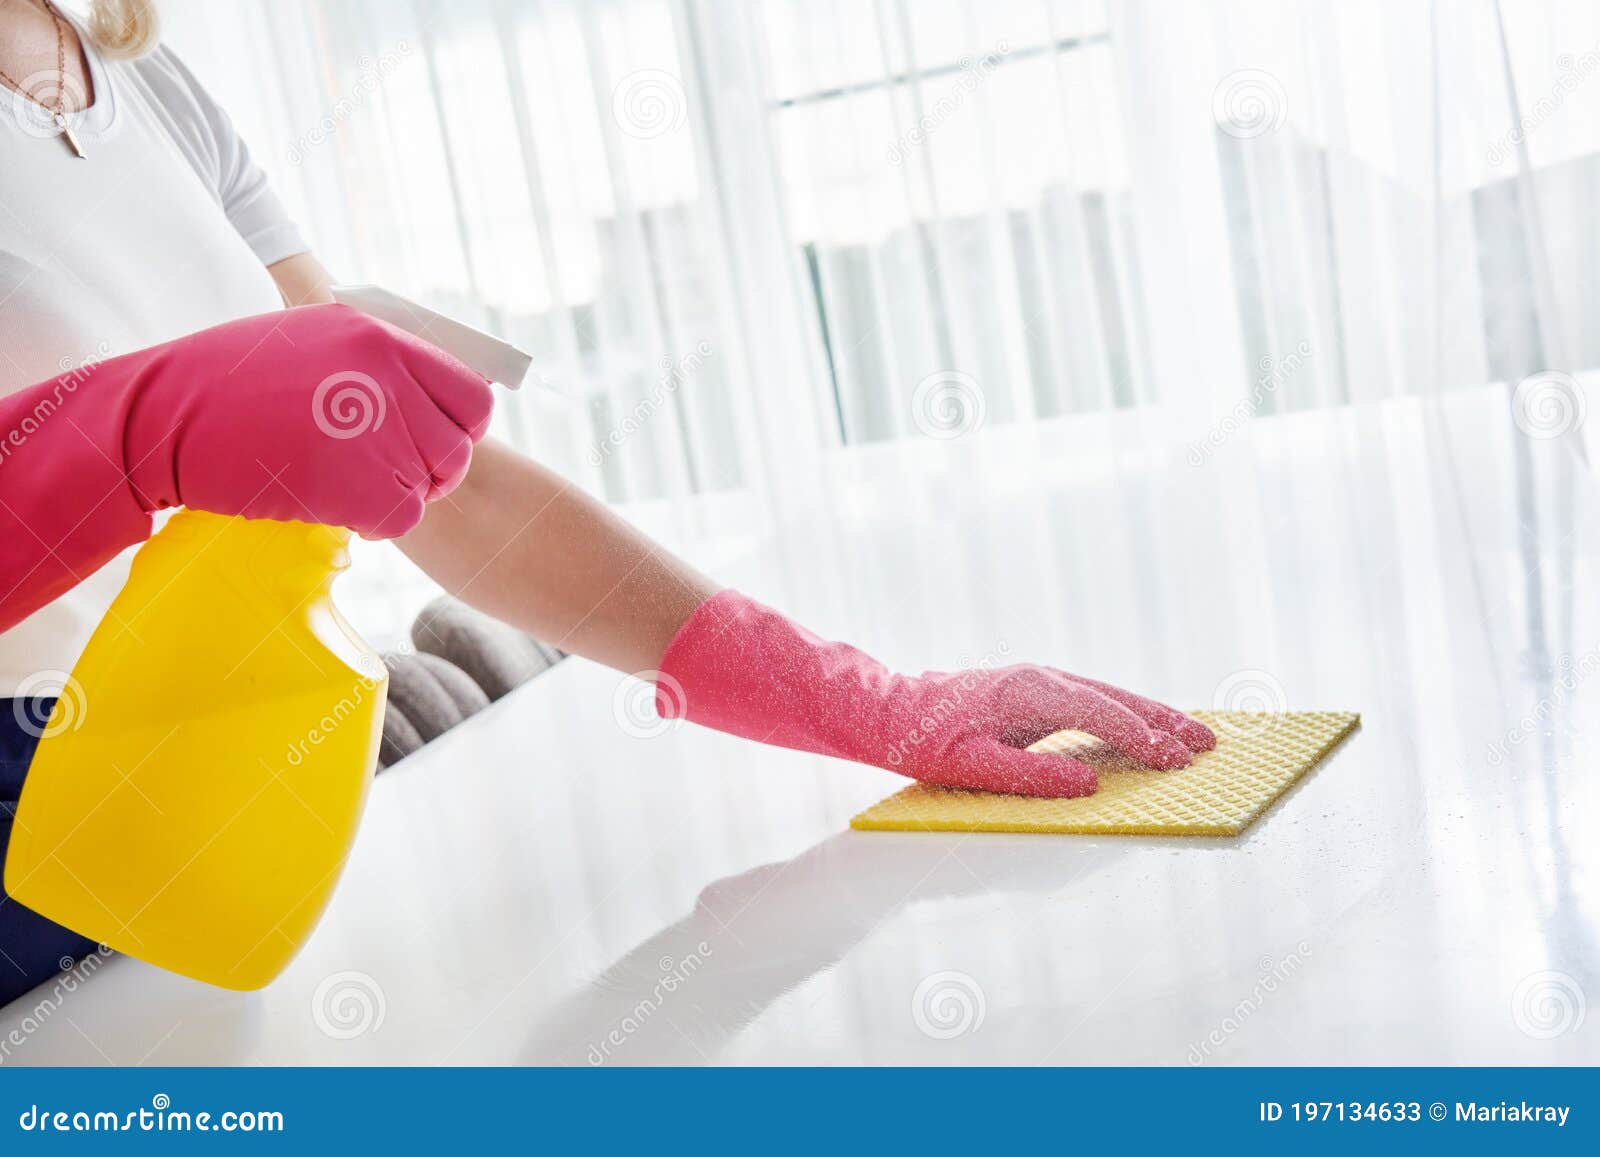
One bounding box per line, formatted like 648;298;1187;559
0;0;85;158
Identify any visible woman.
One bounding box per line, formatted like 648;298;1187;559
0;0;1214;1007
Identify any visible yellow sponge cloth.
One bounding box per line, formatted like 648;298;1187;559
849;710;1359;836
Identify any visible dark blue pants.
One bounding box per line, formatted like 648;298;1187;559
0;698;102;1009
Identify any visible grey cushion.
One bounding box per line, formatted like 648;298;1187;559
378;700;425;770
418;651;492;721
377;598;566;770
410;596;564;701
377;651;490;770
387;651;491;740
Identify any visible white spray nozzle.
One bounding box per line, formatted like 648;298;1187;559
330;284;533;390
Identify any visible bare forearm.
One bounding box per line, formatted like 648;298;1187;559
396;438;718;674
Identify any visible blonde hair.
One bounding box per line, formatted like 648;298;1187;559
86;0;159;59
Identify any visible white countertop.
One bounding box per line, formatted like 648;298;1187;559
5;386;1597;1065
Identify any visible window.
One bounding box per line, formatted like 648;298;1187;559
762;0;1147;443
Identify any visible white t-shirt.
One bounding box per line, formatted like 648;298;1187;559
0;18;306;693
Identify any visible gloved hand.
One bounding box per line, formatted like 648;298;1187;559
655;590;1216;798
0;303;493;632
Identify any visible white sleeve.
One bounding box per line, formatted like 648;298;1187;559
136;47;310;267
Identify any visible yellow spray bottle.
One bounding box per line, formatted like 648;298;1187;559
4;512;387;989
4;289;530;990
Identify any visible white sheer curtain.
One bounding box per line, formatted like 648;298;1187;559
155;0;1600;635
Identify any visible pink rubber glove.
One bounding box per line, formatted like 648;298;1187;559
0;303;493;632
655;590;1216;797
